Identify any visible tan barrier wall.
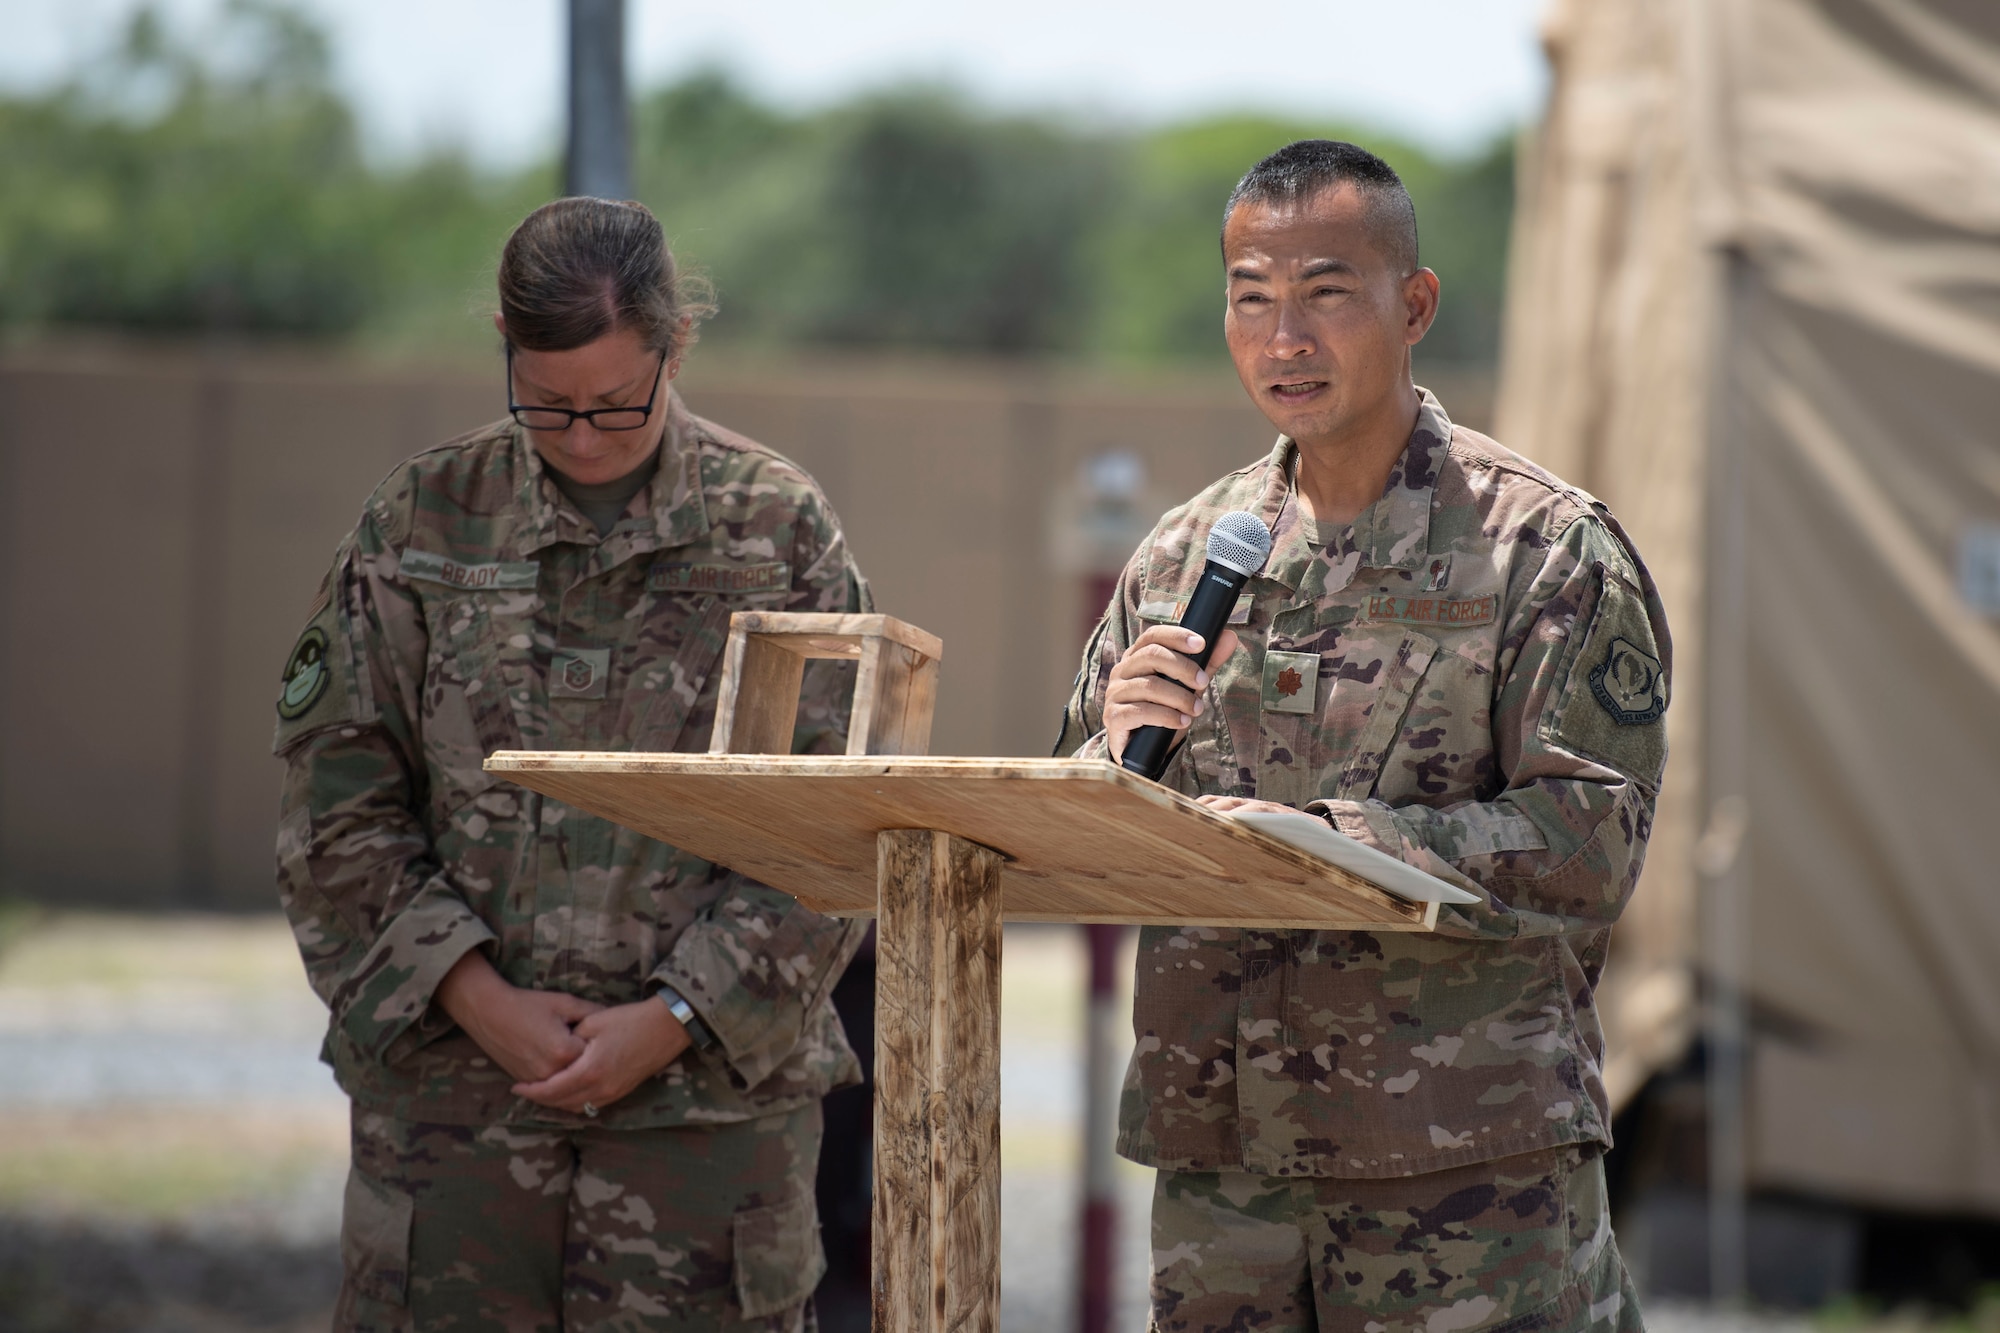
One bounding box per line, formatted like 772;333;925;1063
0;340;1495;909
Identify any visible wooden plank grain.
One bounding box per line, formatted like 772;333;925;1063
873;830;1002;1333
729;611;945;661
934;832;1001;1333
708;632;806;754
483;754;1430;930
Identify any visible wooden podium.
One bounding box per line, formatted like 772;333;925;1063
487;614;1434;1333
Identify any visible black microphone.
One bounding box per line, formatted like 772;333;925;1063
1119;510;1273;781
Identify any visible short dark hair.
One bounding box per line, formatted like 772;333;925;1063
497;197;716;357
1222;139;1419;276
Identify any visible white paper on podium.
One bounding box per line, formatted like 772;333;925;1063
1229;809;1483;906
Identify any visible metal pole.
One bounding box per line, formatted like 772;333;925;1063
1701;252;1752;1306
565;0;630;199
1078;923;1123;1333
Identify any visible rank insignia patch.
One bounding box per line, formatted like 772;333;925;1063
550;647;611;700
277;627;330;721
1261;650;1319;715
1589;635;1666;726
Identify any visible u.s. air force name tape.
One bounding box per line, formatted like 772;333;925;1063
647;561;790;593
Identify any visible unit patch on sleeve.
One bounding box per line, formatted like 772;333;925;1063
271;576;364;753
648;561;791;595
1542;562;1669;787
277;627;330;721
1589;636;1666;726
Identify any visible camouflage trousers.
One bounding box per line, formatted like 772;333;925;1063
336;1101;826;1332
1147;1146;1643;1333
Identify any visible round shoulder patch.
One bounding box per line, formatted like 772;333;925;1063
277;626;331;721
1588;635;1666;726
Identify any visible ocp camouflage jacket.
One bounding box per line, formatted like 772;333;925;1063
272;396;871;1129
1057;390;1671;1178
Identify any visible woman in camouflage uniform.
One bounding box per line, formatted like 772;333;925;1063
272;198;871;1331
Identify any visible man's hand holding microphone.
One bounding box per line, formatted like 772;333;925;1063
1104;623;1242;764
1105;510;1297;819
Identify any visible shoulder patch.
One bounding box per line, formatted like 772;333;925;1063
272;569;364;753
1589;636;1666;726
1542;561;1669;786
277;627;331;720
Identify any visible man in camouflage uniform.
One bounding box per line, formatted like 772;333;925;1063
1058;141;1666;1331
274;372;868;1329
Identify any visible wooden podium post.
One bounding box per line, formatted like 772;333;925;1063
875;829;1003;1333
486;614;1435;1333
709;611;1004;1330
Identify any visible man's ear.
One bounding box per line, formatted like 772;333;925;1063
1403;268;1442;345
492;312;507;337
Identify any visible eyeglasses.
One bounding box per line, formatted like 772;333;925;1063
507;347;667;432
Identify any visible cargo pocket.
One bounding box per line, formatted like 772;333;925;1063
733;1191;827;1320
1321;627;1438;802
341;1167;414;1307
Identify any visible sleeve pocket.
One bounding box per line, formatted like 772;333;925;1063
733;1191;827;1320
341;1168;414;1306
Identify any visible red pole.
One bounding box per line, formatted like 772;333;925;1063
1077;555;1130;1333
1079;921;1123;1333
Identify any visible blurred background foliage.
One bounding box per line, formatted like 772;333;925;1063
0;0;1515;365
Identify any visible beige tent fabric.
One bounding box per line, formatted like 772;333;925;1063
1497;0;1713;1112
1501;0;2000;1211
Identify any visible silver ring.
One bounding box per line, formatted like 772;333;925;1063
582;1102;598;1118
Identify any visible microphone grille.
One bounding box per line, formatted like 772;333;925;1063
1206;510;1273;577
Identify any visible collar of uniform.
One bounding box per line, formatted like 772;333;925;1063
511;392;709;558
1254;387;1451;598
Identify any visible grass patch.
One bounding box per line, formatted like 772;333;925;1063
0;1108;345;1221
0;913;306;990
0;901;47;962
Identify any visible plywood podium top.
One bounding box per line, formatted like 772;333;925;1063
483;753;1434;931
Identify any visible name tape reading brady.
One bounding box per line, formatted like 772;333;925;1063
400;550;539;590
397;552;791;596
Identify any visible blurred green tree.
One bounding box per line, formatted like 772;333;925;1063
0;1;537;341
1081;114;1513;365
637;79;1116;353
0;3;1516;366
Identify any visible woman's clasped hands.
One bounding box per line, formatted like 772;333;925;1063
436;951;691;1116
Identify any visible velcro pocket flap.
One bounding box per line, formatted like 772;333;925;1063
1330;628;1439;802
733;1191;827;1320
341;1168;414;1307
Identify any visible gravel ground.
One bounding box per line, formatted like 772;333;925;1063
0;913;1885;1333
0;915;1155;1331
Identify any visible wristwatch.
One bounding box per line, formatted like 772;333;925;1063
656;985;718;1055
